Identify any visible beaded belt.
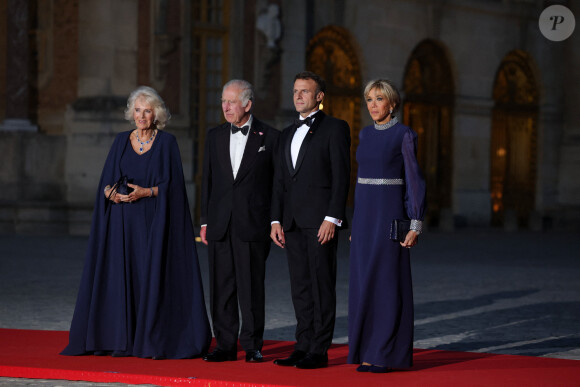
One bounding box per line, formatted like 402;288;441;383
357;178;404;185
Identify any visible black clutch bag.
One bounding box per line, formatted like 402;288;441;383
116;175;133;195
389;219;411;242
108;175;133;199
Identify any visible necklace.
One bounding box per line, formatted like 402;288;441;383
135;129;157;153
374;116;398;130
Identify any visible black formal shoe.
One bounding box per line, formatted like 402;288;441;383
356;364;371;372
294;353;328;369
245;350;264;363
369;365;392;373
273;350;307;366
152;355;166;360
202;349;237;362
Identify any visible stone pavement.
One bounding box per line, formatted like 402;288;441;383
1;229;579;386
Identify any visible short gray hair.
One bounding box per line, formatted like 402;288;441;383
223;79;254;107
363;79;401;114
124;86;171;129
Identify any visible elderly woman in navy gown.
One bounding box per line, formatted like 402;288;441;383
348;79;426;373
61;86;211;359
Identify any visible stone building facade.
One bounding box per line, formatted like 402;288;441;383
0;0;578;235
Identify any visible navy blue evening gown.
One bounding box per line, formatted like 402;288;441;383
61;130;211;359
348;121;426;368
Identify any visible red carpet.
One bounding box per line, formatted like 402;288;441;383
0;329;578;386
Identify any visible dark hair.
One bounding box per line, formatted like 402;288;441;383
294;71;326;94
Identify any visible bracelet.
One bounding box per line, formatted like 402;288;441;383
149;187;154;197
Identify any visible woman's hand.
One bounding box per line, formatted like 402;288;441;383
104;185;122;204
400;230;418;248
106;183;155;203
120;183;148;203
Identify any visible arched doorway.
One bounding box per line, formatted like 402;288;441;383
402;39;455;227
490;50;539;227
306;26;362;205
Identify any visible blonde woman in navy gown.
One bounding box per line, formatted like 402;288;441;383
348;79;426;373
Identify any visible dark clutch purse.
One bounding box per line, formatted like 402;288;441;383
389;219;411;242
108;175;133;199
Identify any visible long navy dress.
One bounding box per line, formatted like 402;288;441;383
348;120;426;368
61;130;211;359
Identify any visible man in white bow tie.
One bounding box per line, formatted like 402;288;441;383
200;79;280;363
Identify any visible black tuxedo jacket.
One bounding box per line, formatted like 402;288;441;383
271;111;351;230
201;118;280;241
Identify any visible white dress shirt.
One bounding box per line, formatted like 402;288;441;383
291;115;313;167
230;115;253;179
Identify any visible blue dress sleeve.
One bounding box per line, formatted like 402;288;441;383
402;128;426;227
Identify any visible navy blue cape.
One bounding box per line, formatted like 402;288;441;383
61;130;211;359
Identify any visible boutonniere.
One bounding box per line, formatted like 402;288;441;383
259;132;264;136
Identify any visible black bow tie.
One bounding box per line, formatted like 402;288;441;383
294;116;314;128
231;124;250;135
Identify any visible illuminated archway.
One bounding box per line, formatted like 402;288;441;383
306;26;362;205
490;50;539;227
403;39;455;226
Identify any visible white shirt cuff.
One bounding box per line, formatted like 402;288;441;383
325;216;342;227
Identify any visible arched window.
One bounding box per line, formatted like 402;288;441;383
490;50;539;227
403;39;455;227
306;26;362;205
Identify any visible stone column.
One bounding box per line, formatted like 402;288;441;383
0;0;37;132
276;0;308;127
453;96;495;227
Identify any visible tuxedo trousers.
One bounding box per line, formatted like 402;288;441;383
285;226;338;355
208;223;270;353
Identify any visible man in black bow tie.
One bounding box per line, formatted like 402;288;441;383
271;71;351;369
201;79;279;363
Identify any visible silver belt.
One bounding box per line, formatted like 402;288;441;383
357;178;404;185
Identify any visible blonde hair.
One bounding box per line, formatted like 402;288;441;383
124;86;171;129
363;79;401;114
